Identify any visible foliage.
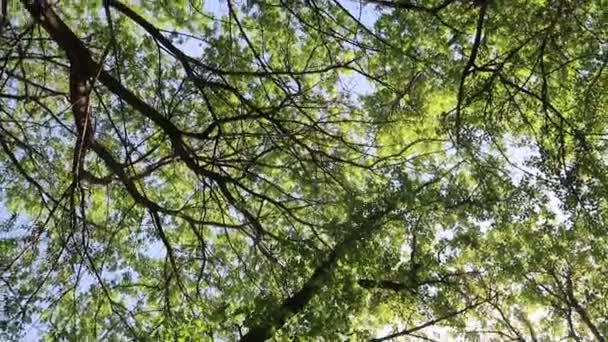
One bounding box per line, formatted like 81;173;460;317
0;0;607;340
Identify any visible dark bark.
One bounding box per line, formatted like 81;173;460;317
239;207;393;342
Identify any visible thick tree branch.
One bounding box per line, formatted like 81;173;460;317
565;272;605;342
21;0;213;143
239;204;395;342
364;0;455;13
455;1;488;143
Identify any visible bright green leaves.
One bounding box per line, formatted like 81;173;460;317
2;0;608;341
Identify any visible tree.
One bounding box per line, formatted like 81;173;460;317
0;0;606;340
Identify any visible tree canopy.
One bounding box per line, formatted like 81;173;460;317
1;0;607;340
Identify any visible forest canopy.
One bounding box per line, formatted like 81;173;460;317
1;0;607;340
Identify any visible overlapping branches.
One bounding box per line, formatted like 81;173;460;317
1;0;607;341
